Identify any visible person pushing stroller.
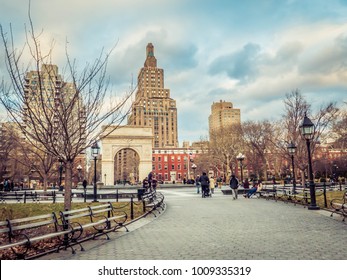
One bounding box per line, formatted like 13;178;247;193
199;172;211;198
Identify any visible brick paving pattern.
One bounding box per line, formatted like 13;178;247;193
39;187;347;260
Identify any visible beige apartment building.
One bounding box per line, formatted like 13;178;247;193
23;64;86;148
128;43;178;148
22;64;86;185
208;100;241;136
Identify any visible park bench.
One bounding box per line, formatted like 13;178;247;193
257;185;277;200
245;185;276;199
0;191;39;203
283;188;308;206
0;213;72;259
273;186;290;202
221;188;232;195
59;202;128;251
36;191;62;203
330;191;347;222
284;187;324;208
142;191;165;217
221;186;249;195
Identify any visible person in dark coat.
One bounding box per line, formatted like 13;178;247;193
148;172;153;189
199;172;210;198
229;175;239;200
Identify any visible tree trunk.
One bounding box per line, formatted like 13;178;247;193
300;169;305;187
43;176;48;192
64;161;73;210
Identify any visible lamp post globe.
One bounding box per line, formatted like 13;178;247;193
236;153;245;186
77;164;82;184
191;163;197;180
287;141;297;194
299;114;319;210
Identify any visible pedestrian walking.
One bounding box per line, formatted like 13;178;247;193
209;176;216;194
229;175;239;200
152;176;158;192
143;177;149;191
217;177;223;188
199;172;210;198
148;172;153;190
195;175;201;194
4;179;9;192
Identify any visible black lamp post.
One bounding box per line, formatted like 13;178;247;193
77;164;82;183
333;163;338;182
299;114;320;210
191;163;197;181
287;141;297;194
236;153;245;186
91;142;100;202
58;158;63;189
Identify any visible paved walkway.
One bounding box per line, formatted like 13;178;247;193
39;187;347;260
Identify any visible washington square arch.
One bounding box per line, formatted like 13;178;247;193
100;125;153;185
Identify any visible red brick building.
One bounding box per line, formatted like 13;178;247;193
152;148;199;183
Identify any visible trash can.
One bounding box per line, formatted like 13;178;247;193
137;188;146;201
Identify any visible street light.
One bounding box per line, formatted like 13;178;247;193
287;141;297;194
91;141;100;202
299;114;320;210
77;164;82;184
333;163;338;182
236;153;245;186
191;163;197;180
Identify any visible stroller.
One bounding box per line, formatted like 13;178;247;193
202;185;211;198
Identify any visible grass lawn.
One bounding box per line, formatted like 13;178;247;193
0;201;144;221
0;201;147;259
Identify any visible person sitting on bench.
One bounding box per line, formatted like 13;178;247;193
244;180;262;198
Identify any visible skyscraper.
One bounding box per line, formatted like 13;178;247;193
23;64;86;149
208;100;241;137
128;43;178;148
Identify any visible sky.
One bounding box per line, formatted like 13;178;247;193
1;0;347;145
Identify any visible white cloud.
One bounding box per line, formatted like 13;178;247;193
1;0;347;144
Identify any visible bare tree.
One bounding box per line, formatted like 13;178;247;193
0;9;134;210
280;89;338;185
208;125;243;182
332;102;347;149
0;123;22;182
190;139;211;177
242;120;274;180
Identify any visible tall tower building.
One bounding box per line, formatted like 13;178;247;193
128;43;178;148
23;64;87;154
208;100;241;137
